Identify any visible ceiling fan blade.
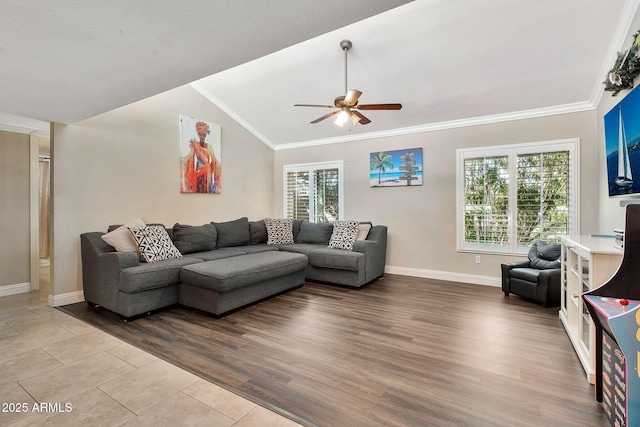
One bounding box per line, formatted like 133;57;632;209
357;103;403;110
352;111;371;125
294;104;336;108
311;110;340;123
344;89;362;106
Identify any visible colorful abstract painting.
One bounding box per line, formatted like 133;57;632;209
370;148;423;187
180;116;221;194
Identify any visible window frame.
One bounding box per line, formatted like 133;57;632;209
456;138;580;255
283;161;344;222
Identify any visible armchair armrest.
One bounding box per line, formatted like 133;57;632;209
501;260;531;295
536;268;561;307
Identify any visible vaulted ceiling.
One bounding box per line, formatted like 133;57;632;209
0;1;633;149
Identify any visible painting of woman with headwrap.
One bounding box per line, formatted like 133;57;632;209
180;116;221;193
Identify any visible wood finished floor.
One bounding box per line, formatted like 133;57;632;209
59;275;607;427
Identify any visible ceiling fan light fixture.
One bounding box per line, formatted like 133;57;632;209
294;39;402;126
335;108;350;126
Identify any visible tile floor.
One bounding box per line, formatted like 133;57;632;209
0;266;301;426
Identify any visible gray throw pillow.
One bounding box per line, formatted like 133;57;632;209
292;219;304;241
249;220;268;244
213;217;250;248
172;223;217;254
297;221;334;244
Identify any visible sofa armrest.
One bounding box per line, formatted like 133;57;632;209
80;232;140;312
353;225;387;282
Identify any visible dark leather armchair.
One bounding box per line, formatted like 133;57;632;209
501;240;561;307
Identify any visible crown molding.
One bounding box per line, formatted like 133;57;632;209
275;101;596;151
192;81;597;152
190;81;277;150
590;0;640;108
0;113;49;135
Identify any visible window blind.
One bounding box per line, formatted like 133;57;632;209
516;151;569;245
283;162;343;222
285;170;310;221
457;139;577;255
313;168;339;223
463;156;509;245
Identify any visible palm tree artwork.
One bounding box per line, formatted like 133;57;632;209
370;152;394;185
370;148;423;187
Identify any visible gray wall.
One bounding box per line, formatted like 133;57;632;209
275;110;599;283
0;131;30;287
51;84;274;298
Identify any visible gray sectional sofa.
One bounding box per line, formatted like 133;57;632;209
80;217;387;319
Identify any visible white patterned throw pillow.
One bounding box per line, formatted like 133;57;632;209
265;218;294;245
328;220;360;250
128;225;182;263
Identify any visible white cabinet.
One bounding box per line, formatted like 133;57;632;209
560;236;622;383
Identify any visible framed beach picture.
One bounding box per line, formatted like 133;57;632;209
370;148;423;187
179;115;221;194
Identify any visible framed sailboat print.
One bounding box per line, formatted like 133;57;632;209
604;85;640;197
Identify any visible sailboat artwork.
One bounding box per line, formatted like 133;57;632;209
604;86;640;197
615;108;633;188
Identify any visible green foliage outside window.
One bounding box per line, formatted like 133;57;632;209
463;151;569;247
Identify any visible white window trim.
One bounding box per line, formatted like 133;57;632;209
456;138;580;255
283;160;344;222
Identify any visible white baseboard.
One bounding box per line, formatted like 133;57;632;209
384;265;501;287
0;282;31;297
48;291;85;307
42;270;497;307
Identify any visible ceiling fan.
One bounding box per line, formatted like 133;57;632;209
294;39;402;126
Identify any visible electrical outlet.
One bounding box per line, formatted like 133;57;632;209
475;255;481;264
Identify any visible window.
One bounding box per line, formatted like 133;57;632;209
283;161;343;223
457;139;579;254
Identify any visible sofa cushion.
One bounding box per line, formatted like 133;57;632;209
328;220;360;250
129;225;182;263
509;267;542;282
214;217;250;248
229;244;280;254
185;249;247;262
292;219;304;241
265;218;294;245
249;220;268;244
101;217;146;257
180;251;308;293
119;256;202;293
308;248;365;272
172;223;217;254
278;243;328;257
296;221;333;244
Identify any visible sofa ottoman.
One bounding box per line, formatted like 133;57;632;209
179;251;308;316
